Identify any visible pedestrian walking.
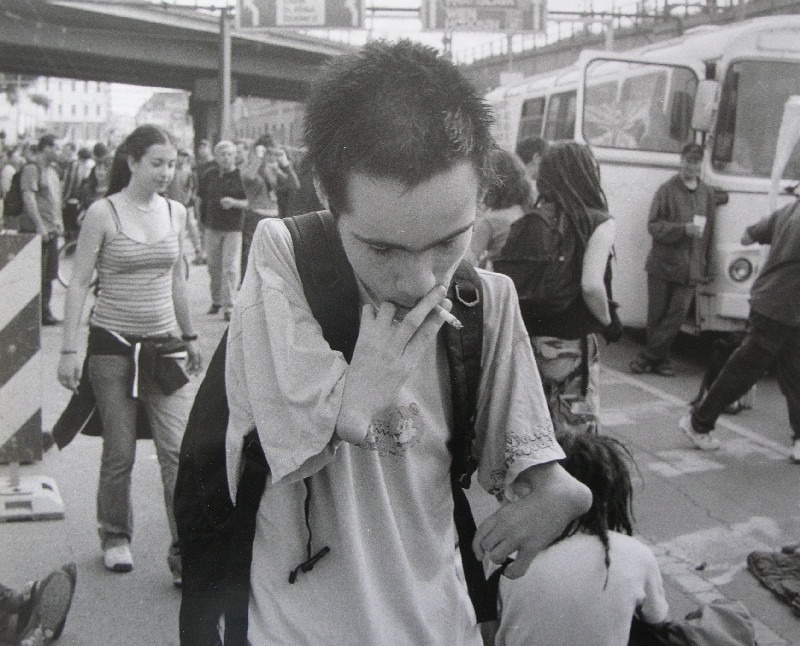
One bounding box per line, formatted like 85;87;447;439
221;39;591;645
515;136;547;204
680;199;800;455
56;124;203;581
19;134;64;326
165;148;203;264
238;136;279;279
496;432;669;646
630;142;715;376
195;140;247;321
494;142;620;434
467;147;531;270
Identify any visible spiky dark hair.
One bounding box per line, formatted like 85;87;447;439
304;39;496;214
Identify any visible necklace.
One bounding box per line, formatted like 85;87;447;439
122;191;158;213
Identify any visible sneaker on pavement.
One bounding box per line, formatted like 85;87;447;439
679;414;721;451
18;562;77;646
792;440;800;464
652;361;676;377
167;543;182;588
629;357;652;374
103;543;133;573
207;304;221;315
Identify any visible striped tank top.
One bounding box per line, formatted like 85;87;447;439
90;197;180;336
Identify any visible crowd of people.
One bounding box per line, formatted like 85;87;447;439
1;36;795;646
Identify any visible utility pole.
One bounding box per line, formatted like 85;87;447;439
219;6;233;140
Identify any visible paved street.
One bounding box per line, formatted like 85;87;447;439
2;261;800;645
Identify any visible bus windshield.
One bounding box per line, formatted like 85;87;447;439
712;60;800;179
583;59;697;152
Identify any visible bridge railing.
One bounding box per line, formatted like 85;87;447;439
452;0;740;65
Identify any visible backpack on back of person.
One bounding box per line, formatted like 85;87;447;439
2;164;34;220
493;203;584;320
493;203;614;330
175;210;491;646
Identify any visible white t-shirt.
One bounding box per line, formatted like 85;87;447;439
225;218;565;645
497;531;669;646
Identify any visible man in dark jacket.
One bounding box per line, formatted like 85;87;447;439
631;142;715;376
195;140;247;322
680;200;800;454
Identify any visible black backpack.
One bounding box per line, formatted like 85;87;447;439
2;164;34;220
493;203;584;320
175;211;493;646
493;203;613;332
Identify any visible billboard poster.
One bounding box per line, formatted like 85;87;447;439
422;0;545;33
238;0;365;28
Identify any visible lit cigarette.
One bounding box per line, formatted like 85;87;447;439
436;305;463;330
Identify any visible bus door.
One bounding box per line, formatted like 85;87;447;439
576;50;703;329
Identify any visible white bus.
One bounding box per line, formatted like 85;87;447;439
485;15;800;333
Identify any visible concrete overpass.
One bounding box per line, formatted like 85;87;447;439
0;0;351;138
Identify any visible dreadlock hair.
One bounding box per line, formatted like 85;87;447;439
536;142;608;246
554;432;637;585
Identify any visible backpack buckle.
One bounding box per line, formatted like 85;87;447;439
454;283;480;308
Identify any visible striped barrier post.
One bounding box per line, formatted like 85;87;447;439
0;232;43;464
0;231;64;521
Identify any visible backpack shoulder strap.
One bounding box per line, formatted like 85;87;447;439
443;260;495;622
444;259;484;488
284;211;361;362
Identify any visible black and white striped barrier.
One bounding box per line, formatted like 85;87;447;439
0;232;64;521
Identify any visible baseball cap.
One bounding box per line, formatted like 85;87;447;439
681;142;704;161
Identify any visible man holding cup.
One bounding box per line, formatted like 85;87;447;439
631;142;715;376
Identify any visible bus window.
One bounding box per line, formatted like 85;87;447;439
518;97;546;142
544;90;576;141
712;60;800;179
583;59;697;152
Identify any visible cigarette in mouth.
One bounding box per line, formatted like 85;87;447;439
435;305;463;330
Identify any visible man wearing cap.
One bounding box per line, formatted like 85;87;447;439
631;142;716;376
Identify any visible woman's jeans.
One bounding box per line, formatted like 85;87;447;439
89;354;191;548
692;312;800;439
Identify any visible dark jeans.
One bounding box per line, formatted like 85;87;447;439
692;312;800;439
41;234;59;314
643;275;695;363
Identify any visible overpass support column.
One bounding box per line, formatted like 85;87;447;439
190;78;237;145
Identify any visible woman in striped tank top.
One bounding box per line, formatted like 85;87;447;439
57;125;203;583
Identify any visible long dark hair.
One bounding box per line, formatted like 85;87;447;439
536;142;608;246
107;124;173;196
554;432;637;581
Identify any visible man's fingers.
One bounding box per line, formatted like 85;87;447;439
501;546;538;580
472;516;498;560
485;537;517;566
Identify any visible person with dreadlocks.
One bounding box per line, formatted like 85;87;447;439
495;141;621;434
495;432;669;646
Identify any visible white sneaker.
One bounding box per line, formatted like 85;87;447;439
103;543;133;573
679;414;721;451
792;440;800;464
